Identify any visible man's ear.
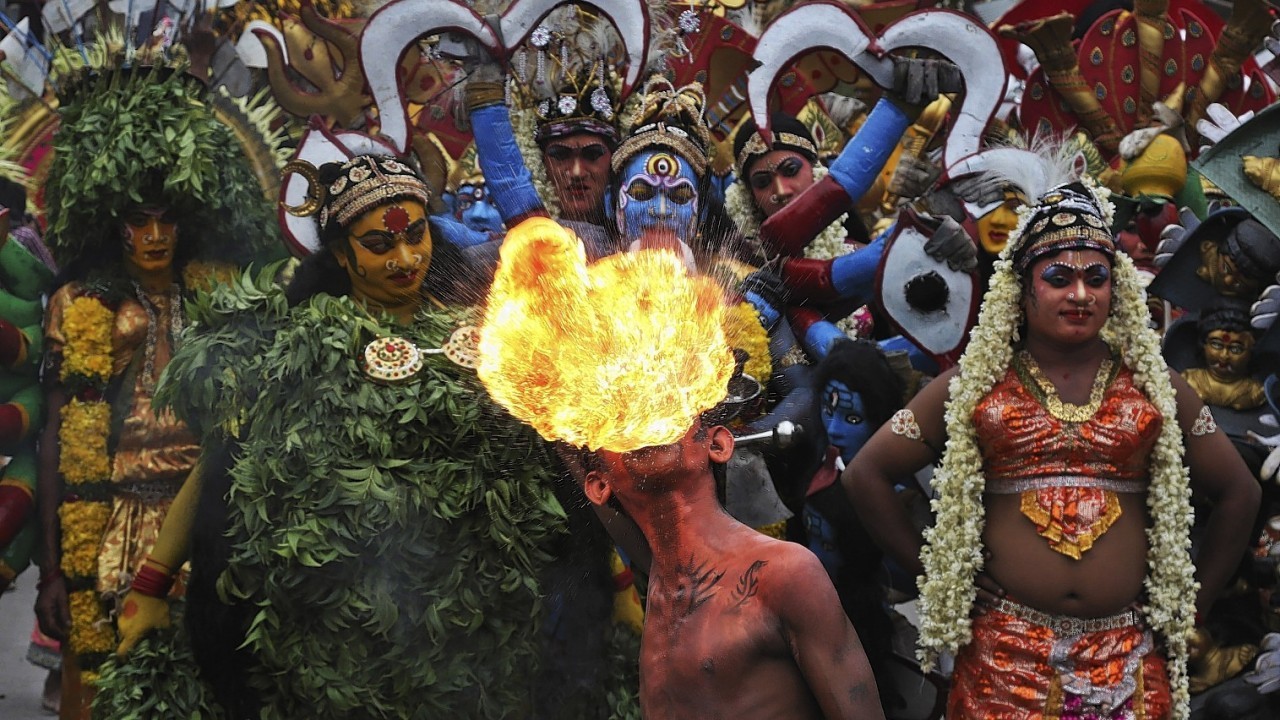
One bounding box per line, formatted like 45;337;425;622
707;424;734;464
583;470;613;507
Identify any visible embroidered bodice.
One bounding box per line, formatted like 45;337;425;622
974;362;1163;490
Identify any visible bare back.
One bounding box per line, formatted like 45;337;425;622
640;527;882;720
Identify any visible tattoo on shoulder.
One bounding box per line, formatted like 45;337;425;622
674;555;724;617
732;560;768;608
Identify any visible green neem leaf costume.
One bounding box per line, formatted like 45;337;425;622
152;154;568;718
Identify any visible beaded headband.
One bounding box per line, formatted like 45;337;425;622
612;77;712;178
733;131;818;180
283;155;432;235
1013;182;1116;273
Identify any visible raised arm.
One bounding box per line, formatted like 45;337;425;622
842;366;953;578
1171;370;1261;618
758;99;910;258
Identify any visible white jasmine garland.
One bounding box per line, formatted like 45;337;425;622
917;179;1195;718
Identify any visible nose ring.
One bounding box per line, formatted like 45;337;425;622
386;258;401;271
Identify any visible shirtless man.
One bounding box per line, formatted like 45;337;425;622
583;420;885;720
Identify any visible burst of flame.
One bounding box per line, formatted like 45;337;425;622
478;217;735;453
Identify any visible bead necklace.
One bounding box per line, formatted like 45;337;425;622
1015;349;1116;423
132;281;184;391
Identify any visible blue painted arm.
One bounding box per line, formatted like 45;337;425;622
429;215;496;249
470;104;546;224
827;98;911;203
830;234;886;302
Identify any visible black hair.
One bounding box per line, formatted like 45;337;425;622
1196;298;1255;343
812;338;907;428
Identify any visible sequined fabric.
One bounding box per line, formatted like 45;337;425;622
949;603;1171;720
974;363;1162;557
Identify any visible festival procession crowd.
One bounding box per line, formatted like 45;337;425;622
0;0;1279;718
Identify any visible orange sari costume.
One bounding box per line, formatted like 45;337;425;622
948;361;1171;719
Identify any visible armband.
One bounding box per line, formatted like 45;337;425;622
130;558;175;599
890;408;923;441
1189;406;1217;437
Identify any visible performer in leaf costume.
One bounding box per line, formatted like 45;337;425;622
116;151;567;719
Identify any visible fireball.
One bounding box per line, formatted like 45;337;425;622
478;217;735;453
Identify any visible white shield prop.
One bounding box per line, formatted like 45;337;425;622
875;212;980;368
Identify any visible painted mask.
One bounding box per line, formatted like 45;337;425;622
452;182;504;235
822;379;872;464
337;199;431;309
121;205;178;276
615;150;700;253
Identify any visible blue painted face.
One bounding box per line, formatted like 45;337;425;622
615;150;700;247
822;379;872;464
453;182;504;235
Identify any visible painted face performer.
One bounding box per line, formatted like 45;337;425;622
113;151;565;720
845;168;1259;719
533;73;619;227
31;60;282;718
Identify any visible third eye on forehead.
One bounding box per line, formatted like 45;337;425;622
545;143;607;162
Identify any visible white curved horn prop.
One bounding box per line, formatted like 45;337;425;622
878;10;1006;170
747;3;890;143
500;0;651;96
359;0;499;153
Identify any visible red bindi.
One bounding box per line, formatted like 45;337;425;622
382;206;411;234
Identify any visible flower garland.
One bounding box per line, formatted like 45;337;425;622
917;177;1196;717
57;292;119;681
725;165;867;337
721;301;772;384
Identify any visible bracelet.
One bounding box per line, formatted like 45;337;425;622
131;564;175;599
142;555;173;573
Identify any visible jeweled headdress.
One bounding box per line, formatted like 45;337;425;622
1014;182;1116;272
533;65;622;147
284;154;432;239
731;112;818;181
611;76;712;178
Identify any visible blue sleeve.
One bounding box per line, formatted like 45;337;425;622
469;104;546;224
827;98;911;202
830;234;886;302
799;320;847;362
429;215;497;249
877;335;939;375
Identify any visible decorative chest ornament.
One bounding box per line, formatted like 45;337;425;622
362;335;423;383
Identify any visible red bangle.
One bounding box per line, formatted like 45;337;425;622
143;555;173;573
131;564;174;598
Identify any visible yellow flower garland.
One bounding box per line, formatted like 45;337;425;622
60;296;114;383
69;589;117;655
57;290;118;677
722;301;772;384
58;502;112;578
58;400;111;483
